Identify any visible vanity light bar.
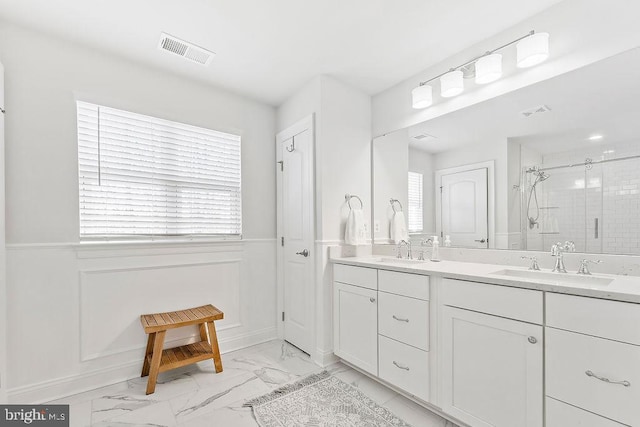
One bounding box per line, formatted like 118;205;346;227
412;30;549;109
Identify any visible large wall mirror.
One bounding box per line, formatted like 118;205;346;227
373;47;640;255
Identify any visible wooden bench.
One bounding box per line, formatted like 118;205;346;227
140;304;224;395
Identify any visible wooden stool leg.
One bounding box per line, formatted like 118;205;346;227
199;323;208;342
141;332;156;377
206;321;223;373
146;330;166;395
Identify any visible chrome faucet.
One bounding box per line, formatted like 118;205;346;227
551;241;575;273
521;256;540;271
577;259;602;275
397;240;412;259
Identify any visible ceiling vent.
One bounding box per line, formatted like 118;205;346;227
158;33;215;66
412;133;437;141
520;104;552;118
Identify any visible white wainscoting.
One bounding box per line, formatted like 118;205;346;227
5;239;277;403
79;260;242;361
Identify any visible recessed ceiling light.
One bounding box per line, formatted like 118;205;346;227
603;150;615;154
588;134;604;141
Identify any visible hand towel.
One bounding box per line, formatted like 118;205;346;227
345;209;366;245
390;211;409;244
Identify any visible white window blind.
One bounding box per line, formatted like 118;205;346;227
77;101;241;238
408;171;423;233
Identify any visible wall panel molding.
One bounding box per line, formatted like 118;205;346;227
79;260;242;362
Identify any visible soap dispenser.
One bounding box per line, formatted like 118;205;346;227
430;236;441;262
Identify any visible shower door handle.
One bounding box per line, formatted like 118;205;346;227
594;218;599;239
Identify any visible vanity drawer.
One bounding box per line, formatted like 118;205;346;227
378;291;429;350
546;327;640;426
333;264;377;290
442;278;543;324
378;270;429;300
378;335;429;402
546;397;625;427
546;293;640;345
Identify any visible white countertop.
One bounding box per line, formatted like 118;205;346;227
331;256;640;304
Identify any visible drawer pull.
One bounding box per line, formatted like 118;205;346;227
370;297;376;303
393;361;410;371
585;370;631;387
528;336;537;344
392;315;410;323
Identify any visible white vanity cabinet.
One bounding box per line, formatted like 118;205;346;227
377;270;430;402
333;264;379;375
333;264;431;401
441;279;543;427
545;293;640;426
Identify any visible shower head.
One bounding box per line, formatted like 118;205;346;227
537;171;550;182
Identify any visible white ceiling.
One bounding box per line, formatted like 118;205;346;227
406;47;640;155
0;0;564;106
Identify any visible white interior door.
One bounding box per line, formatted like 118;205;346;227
0;62;6;402
440;168;488;248
276;116;314;355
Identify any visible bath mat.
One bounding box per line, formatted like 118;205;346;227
244;371;412;427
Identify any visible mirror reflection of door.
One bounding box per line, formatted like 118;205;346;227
439;167;488;248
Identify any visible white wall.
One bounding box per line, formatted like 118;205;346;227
0;62;7;403
507;141;522;249
276;75;371;365
372;130;408;243
372;0;640;137
0;22;277;402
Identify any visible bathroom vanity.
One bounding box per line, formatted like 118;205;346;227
331;257;640;427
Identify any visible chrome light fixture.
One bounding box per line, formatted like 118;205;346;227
440;70;464;98
412;84;433;109
517;32;550;68
475;53;503;84
411;30;549;109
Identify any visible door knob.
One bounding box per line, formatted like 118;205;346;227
474;238;486;243
296;249;310;257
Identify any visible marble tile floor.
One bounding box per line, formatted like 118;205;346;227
49;340;458;427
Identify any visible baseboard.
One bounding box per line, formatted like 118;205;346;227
7;360;142;404
313;348;339;367
7;326;278;404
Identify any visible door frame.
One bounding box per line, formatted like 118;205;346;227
435;160;495;248
276;114;316;351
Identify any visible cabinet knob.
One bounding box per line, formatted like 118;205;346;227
528;336;537;344
369;297;376;303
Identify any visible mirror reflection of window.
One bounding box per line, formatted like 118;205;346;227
408;171;423;233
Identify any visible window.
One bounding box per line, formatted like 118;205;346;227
407;171;423;232
77;102;241;238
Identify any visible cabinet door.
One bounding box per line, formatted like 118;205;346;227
333;282;378;375
441;306;543;427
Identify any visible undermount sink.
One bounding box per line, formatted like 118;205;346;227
374;257;428;265
490;269;614;286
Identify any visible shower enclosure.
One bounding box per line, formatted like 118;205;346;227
521;153;640;255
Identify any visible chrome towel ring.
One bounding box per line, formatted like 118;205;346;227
345;194;363;210
390;198;403;213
